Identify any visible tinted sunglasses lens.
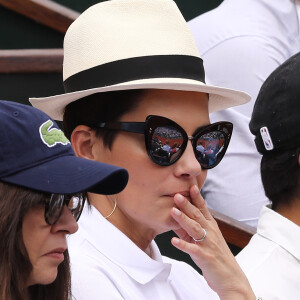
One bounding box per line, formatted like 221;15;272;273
149;125;184;166
195;131;226;169
67;194;85;221
46;194;64;225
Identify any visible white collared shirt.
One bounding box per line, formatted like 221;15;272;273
296;1;300;36
236;206;300;299
189;0;300;227
68;205;219;300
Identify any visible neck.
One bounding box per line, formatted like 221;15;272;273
275;196;300;226
89;193;155;251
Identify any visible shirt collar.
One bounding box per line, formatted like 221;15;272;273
78;205;172;284
257;206;300;261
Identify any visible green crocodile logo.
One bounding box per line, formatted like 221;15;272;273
39;120;70;147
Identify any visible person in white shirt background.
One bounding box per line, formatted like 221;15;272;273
189;0;300;227
30;0;261;299
236;52;300;300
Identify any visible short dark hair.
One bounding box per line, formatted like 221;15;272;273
0;181;71;300
63;90;147;149
260;148;300;210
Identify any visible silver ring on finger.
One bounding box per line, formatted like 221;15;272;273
192;228;207;242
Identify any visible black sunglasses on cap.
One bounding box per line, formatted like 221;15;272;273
93;115;232;169
44;193;86;225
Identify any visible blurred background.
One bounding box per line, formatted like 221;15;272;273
0;0;222;104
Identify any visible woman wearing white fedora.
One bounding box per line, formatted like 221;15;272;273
30;0;259;299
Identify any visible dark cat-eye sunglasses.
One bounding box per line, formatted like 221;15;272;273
93;115;232;169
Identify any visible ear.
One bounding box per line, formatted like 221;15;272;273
71;125;97;160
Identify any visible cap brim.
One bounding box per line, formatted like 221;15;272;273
29;78;250;121
1;155;128;195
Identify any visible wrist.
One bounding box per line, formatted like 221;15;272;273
218;285;256;300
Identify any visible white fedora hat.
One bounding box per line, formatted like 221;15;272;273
30;0;250;121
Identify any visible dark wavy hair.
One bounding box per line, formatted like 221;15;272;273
0;181;71;300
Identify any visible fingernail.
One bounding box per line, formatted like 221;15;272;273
172;237;180;245
175;194;184;203
173;207;181;216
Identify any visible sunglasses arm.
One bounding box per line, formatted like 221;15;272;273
95;122;145;134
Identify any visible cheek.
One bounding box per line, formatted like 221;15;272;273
197;169;207;189
98;133;145;165
22;209;49;263
122;154;161;193
23;230;48;267
109;134;149;169
112;138;167;198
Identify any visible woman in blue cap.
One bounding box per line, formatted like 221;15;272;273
0;100;128;300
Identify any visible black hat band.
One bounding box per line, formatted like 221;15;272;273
64;55;205;93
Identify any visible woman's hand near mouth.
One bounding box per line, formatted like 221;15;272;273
170;185;255;300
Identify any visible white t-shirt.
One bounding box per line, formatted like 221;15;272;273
236;206;300;299
189;0;300;227
68;205;219;300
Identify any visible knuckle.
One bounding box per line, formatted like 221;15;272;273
191;222;202;233
192;209;202;220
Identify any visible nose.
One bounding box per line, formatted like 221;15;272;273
51;206;79;234
173;141;202;178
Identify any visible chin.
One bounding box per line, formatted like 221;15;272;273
163;216;181;232
28;268;58;286
41;276;58;285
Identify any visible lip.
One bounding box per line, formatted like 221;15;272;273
43;248;66;261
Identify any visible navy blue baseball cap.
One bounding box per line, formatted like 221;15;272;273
0;100;128;194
